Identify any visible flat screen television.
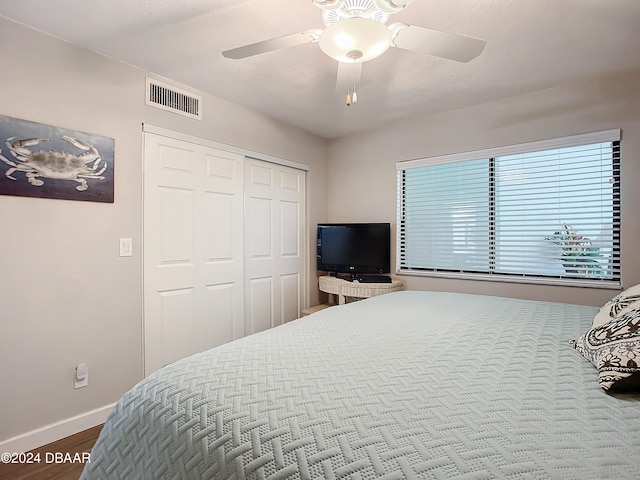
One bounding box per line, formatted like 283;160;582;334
316;223;390;276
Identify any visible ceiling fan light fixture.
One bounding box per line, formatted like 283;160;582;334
319;17;392;63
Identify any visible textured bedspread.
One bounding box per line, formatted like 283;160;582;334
81;291;640;479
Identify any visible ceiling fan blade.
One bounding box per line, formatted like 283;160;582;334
222;29;322;59
335;62;362;95
389;23;486;63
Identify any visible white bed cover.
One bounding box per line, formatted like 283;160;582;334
81;291;640;479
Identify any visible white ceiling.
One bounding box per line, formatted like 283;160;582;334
1;0;639;139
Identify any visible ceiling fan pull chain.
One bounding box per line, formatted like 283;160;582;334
346;66;352;107
352;63;358;104
345;61;357;107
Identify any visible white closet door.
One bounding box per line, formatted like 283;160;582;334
244;158;306;335
143;133;244;375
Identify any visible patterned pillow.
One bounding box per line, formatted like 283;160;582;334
570;307;640;391
592;284;640;328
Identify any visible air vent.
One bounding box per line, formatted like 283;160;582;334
145;77;202;120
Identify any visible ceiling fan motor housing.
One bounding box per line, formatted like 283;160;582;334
312;0;416;23
315;0;390;26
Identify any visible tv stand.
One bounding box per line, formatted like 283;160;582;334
319;275;403;305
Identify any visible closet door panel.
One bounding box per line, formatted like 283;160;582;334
144;133;244;375
280;273;301;324
247;277;274;334
204;283;236;349
244;158;306;335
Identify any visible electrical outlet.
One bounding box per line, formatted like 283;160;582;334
75;363;88;389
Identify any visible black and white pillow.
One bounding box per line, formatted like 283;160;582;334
571;307;640;391
592;284;640;328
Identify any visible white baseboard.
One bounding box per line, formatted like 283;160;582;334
0;403;116;453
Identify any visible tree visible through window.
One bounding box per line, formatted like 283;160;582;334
397;131;620;286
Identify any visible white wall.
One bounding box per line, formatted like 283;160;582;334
0;18;328;446
327;71;640;307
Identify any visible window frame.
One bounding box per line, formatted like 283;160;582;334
396;129;622;289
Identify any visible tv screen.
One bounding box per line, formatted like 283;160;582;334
316;223;390;275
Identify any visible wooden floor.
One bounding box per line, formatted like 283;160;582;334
0;425;103;480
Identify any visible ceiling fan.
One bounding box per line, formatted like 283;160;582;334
222;0;486;106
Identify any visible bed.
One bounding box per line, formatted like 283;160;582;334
81;290;640;479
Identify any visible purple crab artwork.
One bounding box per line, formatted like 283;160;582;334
0;115;114;203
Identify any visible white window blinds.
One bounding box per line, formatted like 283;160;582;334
396;130;621;287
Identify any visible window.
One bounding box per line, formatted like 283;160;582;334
396;130;621;287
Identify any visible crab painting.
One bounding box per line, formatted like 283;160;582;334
0;135;107;192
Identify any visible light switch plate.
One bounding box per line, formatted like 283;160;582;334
119;238;133;257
